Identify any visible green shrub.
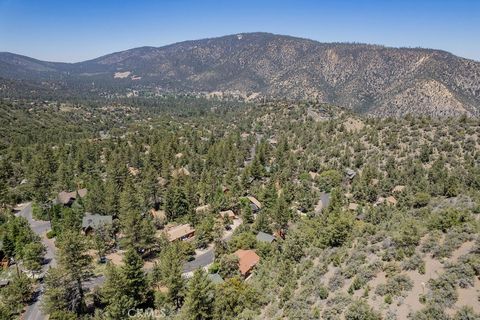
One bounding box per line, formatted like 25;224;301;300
46;230;56;239
427;275;458;307
344;300;381;320
413;192;431;208
401;253;425;272
375;274;413;298
429;208;470;232
318;285;329;300
453;306;480;320
411;304;450;320
384;294;392;304
317;170;342;192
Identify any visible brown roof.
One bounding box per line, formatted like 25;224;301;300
392;185;406;193
128;166;140;176
57;189;87;205
386;196;397;205
247;196;262;209
348;203;359;211
219;210;236;219
172;167;190;178
166;224;195;242
234;249;260;276
195;204;211;214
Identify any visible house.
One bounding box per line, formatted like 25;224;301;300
309;171;319;179
195;204;211;215
374;196;397;207
348;203;359;211
56;188;88;206
386;196;398;206
0;279;9;288
374;197;386;206
82;214;113;234
157;176;167;187
166;224;195;242
246;196;262;213
219;210;236;220
256;231;275;244
172;167;190;178
128;166;140;176
234;249;260;278
345;168;356;180
208;273;224;285
392;185;406;193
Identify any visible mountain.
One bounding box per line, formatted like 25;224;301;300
1;32;480;116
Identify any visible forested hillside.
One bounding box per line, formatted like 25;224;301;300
0;97;479;319
1;33;480;116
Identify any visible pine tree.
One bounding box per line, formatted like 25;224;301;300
153;244;185;309
101;264;135;319
121;248;149;305
55;229;92;313
182;269;215;320
273;194;290;233
119;178;155;252
22;241;46;272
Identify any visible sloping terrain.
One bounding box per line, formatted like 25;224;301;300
1;33;480;116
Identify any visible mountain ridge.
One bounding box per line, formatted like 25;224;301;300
1;32;479;116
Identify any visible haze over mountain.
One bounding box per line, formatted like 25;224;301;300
1;32;479;116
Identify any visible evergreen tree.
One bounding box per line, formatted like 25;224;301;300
101;264;135;319
182;269;215;320
273;195;290;233
54;229;92;313
121;248;149;305
22;241;46;272
153;244;185;309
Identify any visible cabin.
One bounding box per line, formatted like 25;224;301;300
392;185;406;193
345;168;356;180
234;249;260;278
386;196;398;206
219;210;236;220
82;214;113;235
172;167;190;178
195;204;211;215
166;224;195;242
348;203;359;211
246;196;262;213
256;231;275;244
55;188;88;206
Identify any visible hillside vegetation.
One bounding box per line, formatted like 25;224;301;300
1;33;480;116
0;97;479;319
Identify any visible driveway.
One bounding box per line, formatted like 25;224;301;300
15;203;53;320
182;217;243;274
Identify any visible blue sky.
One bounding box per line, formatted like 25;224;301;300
0;0;479;62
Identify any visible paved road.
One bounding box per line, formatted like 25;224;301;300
183;249;215;273
16;203;104;319
182;218;242;274
16;203;53;320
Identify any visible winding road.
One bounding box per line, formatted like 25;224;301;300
15;203;54;320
